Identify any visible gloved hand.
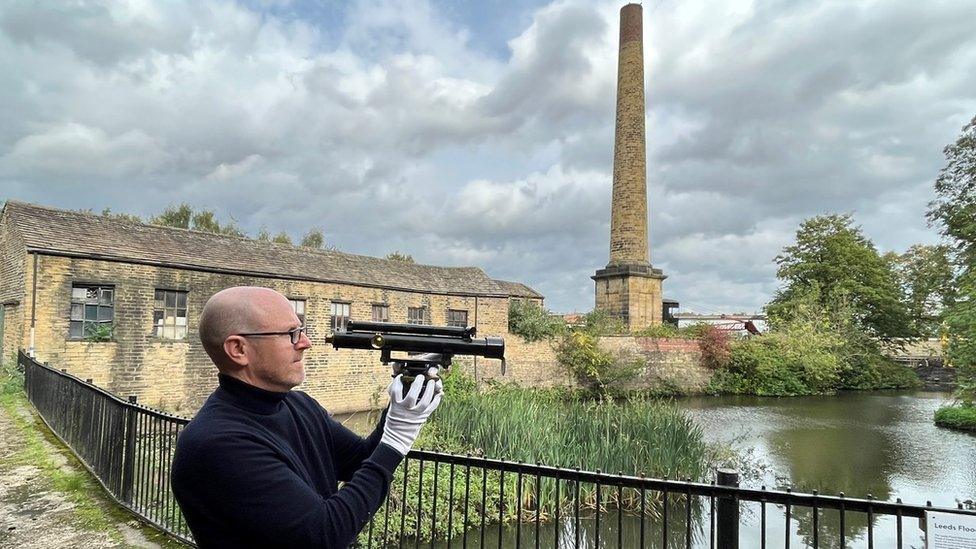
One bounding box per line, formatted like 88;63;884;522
381;373;444;456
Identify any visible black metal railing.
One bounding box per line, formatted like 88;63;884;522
365;452;976;548
20;350;194;545
20;350;976;548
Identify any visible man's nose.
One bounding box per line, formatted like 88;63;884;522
296;331;312;349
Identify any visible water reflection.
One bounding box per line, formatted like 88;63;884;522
679;391;976;507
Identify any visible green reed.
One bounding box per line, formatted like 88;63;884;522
429;384;707;481
360;380;710;546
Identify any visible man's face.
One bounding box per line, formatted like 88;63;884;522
243;296;311;392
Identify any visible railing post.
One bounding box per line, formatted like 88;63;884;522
120;395;138;504
716;469;739;549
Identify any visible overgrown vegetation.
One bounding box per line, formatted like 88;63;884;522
84;322;114;342
360;369;710;546
430;371;708;476
507;299;565;342
711;256;920;396
509;300;731;397
555;330;643;399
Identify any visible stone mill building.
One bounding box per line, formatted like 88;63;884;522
0;201;546;413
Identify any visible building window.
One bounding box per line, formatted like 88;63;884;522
70;285;114;340
407;306;428;325
446;309;468;328
289;299;306;325
330;302;350;332
372;304;389;323
154;289;188;339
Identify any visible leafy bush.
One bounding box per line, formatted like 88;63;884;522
632;323;679;338
955;379;976;408
677;323;713;339
934;405;976;431
711;296;847;396
711;312;846;396
507;300;565;342
839;355;920;390
555;331;643;399
2;359;24;396
441;364;478;399
713;285;919;396
698;325;731;370
579;309;627;336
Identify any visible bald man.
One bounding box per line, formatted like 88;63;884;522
171;287;442;548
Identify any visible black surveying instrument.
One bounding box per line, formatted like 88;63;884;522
325;320;505;397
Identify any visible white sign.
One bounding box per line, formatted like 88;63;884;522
926;510;976;549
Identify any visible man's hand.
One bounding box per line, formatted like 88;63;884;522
380;374;444;456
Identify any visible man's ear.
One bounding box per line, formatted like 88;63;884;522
223;335;249;367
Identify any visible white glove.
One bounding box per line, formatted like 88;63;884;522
381;373;444;456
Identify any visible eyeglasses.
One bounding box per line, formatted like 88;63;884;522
237;326;308;345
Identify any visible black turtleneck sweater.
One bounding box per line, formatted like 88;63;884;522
171;374;401;548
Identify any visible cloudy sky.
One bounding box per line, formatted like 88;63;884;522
1;0;974;314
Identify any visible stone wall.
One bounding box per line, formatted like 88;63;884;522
477;333;710;394
599;336;710;393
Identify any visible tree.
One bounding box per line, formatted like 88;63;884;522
272;232;292;245
100;207;142;223
892;244;957;336
385;251;415;263
219;222;246;238
928;114;976;372
768;214;911;338
256;228;272;242
928;115;976;265
300;229;325;249
191;210;221;233
151;203;192;229
152;203;244;236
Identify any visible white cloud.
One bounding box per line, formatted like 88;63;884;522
1;123;170;178
1;0;975;314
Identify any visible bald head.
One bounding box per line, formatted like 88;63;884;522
199;287;290;369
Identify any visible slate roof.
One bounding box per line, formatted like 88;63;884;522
493;279;545;299
2;201;544;298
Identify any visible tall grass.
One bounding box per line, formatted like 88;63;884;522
429;384;707;480
360;374;710;546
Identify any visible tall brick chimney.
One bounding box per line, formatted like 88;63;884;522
592;3;666;330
